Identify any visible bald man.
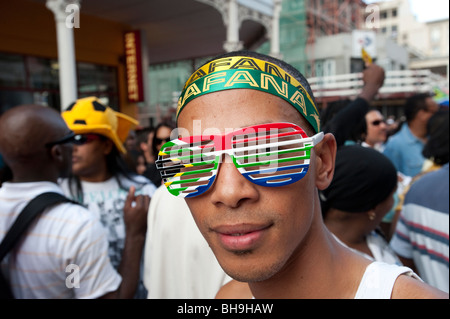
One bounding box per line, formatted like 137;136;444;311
0;105;149;298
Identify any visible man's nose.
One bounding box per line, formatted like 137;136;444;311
209;155;260;208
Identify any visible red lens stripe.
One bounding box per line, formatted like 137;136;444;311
176;123;309;151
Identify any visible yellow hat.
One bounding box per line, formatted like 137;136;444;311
62;96;138;154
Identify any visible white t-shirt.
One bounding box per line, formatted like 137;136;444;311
354;261;421;299
59;175;156;298
249;261;420;299
143;185;231;299
0;181;121;299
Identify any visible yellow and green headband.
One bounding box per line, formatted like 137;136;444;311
176;56;320;133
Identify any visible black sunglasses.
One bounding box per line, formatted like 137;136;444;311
155;137;170;145
72;134;102;145
45;131;76;147
371;119;386;126
45;132;101;147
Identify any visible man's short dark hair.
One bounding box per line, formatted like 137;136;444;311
422;109;449;165
404;93;432;123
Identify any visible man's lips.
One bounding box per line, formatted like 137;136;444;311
71;156;81;163
213;223;272;252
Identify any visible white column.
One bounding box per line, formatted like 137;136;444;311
223;0;243;52
270;0;282;58
46;0;79;110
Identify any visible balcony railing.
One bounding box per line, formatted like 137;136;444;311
309;69;448;101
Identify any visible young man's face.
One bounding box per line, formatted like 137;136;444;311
71;134;112;179
365;110;387;146
178;89;320;282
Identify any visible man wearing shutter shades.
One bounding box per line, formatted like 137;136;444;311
156;50;447;299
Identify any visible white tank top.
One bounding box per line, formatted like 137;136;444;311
354;261;422;299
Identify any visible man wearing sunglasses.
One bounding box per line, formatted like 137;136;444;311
60;96;156;298
0;104;149;298
157;51;447;299
362;109;388;152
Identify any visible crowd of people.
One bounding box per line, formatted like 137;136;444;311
0;50;448;299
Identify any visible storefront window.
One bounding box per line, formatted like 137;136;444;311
0;52;119;114
0;52;26;87
27;56;59;90
78;62;118;110
0;90;33;115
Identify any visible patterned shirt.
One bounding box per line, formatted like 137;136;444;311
0;181;121;298
60;175;156;298
390;164;449;293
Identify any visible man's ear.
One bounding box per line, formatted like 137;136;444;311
50;144;64;164
314;133;336;190
48;144;71;180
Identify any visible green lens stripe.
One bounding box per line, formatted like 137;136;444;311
234;145;314;161
168;187;189;196
162;157;215;166
165;157;219;185
177;68;320;133
234;153;310;164
159;141;178;153
187;160;216;166
168;177;202;185
177;156;219;167
164;145;313;167
160;146;203;156
176;159;216;166
177;153;214;161
233;150;311;168
161;150;215;162
175;167;216;177
164;141;177;147
165;142;314;162
235;155;310;168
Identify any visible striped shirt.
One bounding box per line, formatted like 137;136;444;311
390;164;449;293
0;181;121;298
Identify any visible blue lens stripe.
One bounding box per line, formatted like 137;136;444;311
241;163;309;186
185;175;217;198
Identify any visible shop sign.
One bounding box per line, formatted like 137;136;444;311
351;30;377;59
125;30;144;102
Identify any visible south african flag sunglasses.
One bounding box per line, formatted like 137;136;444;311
156;122;324;198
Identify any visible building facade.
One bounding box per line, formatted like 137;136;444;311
366;0;449;81
0;0;132;116
0;0;279;126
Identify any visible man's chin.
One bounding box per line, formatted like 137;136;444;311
218;255;282;283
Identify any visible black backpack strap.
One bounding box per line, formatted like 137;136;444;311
0;192;74;299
